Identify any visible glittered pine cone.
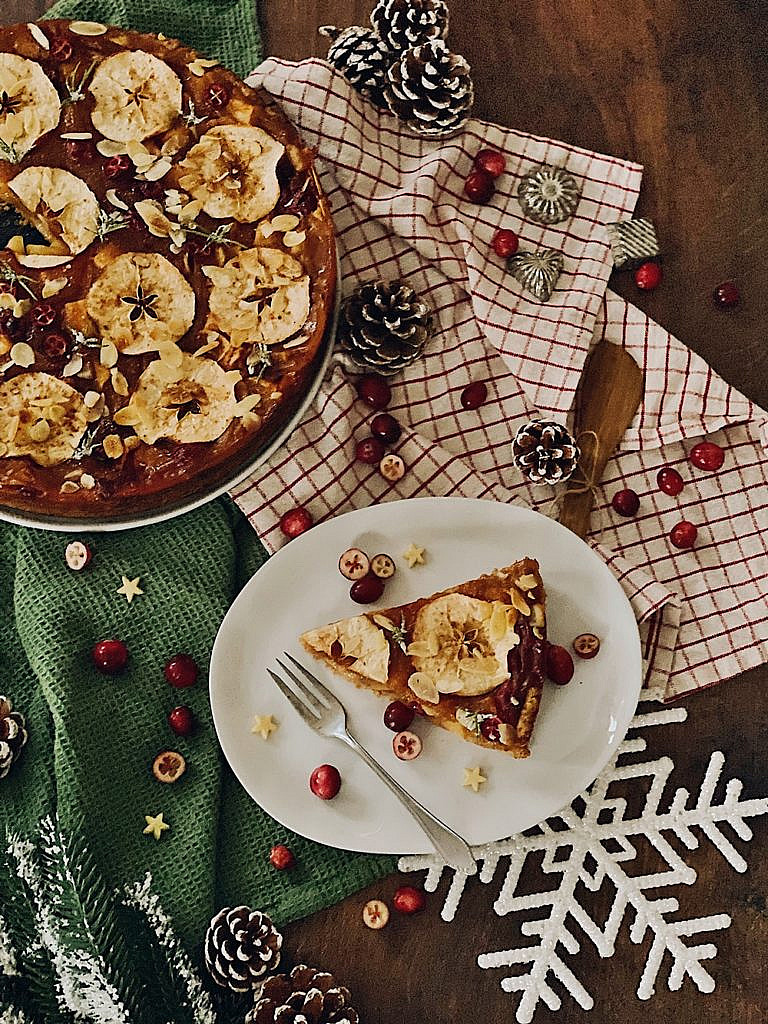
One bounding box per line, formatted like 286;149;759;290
339;279;433;376
384;39;473;138
371;0;449;52
204;907;282;992
512;419;581;485
246;965;360;1024
0;696;28;780
321;25;394;108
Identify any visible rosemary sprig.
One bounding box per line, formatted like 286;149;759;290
72;422;101;460
390;616;409;654
61;59;98;105
181;99;207;128
0;137;21;164
0;262;37;300
183;222;246;250
95;207;131;241
246;343;272;381
70;327;101;350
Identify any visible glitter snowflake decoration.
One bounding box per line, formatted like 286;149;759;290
399;705;768;1023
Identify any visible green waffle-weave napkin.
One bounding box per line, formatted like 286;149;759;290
0;0;394;951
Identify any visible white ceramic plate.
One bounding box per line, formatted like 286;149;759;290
210;497;642;854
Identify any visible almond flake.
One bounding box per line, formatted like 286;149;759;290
188;57;221;77
42;276;68;299
282;230;306;248
60;480;80;494
110;368;129;396
83;390;101;408
257;221;277;239
60;132;93;141
69;20;108;35
233;393;261;416
103;434;124;459
27;22;50;48
271;214;300;233
7;236;25;255
106;189;130;211
100;341;119;368
282;337;307;349
28;419;51;442
193;339;219;358
97;139;128;158
18;255;71;270
114;406;141;427
10;342;34;367
79;473;96;489
269;390;282;400
516;573;539;591
6;415;20;442
509;588;531;616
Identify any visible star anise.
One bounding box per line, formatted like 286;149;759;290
169;399;202;421
121;285;159;322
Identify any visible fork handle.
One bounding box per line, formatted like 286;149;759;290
342;731;477;874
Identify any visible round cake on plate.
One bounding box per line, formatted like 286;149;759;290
0;19;336;523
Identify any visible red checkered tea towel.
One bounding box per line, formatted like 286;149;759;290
232;58;768;701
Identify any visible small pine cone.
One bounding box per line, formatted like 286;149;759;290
371;0;449;51
512;420;581;485
204;907;282;992
0;696;28;780
321;25;393;108
246;965;359;1024
385;39;473;138
339;279;433;376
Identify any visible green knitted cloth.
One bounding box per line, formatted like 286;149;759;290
0;0;394;952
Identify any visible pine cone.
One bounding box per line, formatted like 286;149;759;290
246;965;359;1024
371;0;449;51
0;696;28;780
339;279;432;376
321;25;393;109
512;420;581;485
385;40;473;138
204;907;282;992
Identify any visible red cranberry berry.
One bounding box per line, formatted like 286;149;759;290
350;573;385;604
712;281;740;309
65;139;97;165
383;700;415;733
546;644;574;685
634;260;662;291
491;228;519;258
393;730;422;760
464;168;495;205
479;716;502;743
269;844;295;870
91;638;128;675
689;441;725;472
474;148;506;179
611;488;640;517
168;705;195;737
657;467;684;496
339;547;370;581
460;381;488;410
50;37;73;61
103;155;132;181
356;436;386;465
42;332;68;358
309;763;341;800
206;82;231;109
670;520;698;550
356;374;391;410
164;654;198;689
31;303;56;328
279;505;313;539
393;885;426;915
370;413;402;445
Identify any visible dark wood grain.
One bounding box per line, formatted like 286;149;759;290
4;2;768;1022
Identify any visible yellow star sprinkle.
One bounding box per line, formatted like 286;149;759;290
251;714;278;740
116;575;144;603
403;543;426;568
462;765;487;793
143;813;169;840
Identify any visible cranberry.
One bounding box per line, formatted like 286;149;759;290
152;750;186;784
31;303;56;328
206;82;231;109
573;633;601;659
103;155;132;181
279;505;313;538
634;260;662;291
269;844;295;870
713;281;739;309
611;488;640;517
393;885;426;915
670;520;698;550
356;374;391;410
356;436;386;465
91;638;128;675
309;763;341;800
42;332;68;358
370;553;396;579
65;139;97;165
362;899;389;929
383;700;415;732
393;730;422;760
463;168;495;205
657;466;684;496
350;573;385;604
474;148;506;179
65;540;92;571
460;381;488;410
479;716;501;743
491;228;519;258
689;441;725;472
339;547;370;581
545;644;574;685
168;705;195;737
50;37;73;61
370;413;402;445
0;309;20;338
379;454;406;482
164;654;198;689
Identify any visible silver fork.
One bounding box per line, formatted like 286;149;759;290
268;653;477;874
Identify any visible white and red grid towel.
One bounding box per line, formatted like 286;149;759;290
233;58;768;702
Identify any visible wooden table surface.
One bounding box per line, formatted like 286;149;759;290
4;2;768;1021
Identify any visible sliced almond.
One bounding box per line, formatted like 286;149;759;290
60;480;80;494
102;434;124;459
79;473;96;489
10;342;34;368
42;276;68;299
282;230;306;248
62;354;83;377
27;22;50;48
516;573;539;591
106;189;130;211
69;21;108;35
114;406;142;427
83;390;101;408
530;603;545;628
18;255;71;270
60;132;93;141
123;434;141;451
233;393;261;416
100;341;119;368
407;672;440;705
188;57;220;77
509;588;531;616
271;214;300;233
110;368;129;396
28;419;51;442
97;139;128;158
